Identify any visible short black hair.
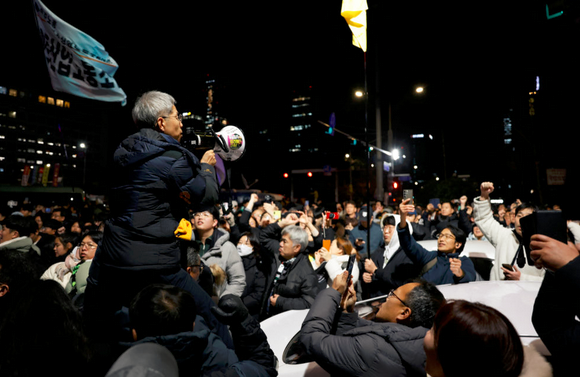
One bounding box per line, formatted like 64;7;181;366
2;215;28;237
129;284;197;339
0;250;41;293
444;225;467;253
515;202;538;216
406;279;446;329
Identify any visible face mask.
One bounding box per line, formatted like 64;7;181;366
237;244;253;257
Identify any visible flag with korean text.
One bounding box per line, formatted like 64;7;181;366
341;0;368;52
33;0;127;105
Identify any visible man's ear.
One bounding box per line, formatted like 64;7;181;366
455;242;463;251
156;117;166;132
396;307;411;323
131;328;138;342
0;284;10;297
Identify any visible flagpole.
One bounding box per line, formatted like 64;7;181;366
363;50;372;257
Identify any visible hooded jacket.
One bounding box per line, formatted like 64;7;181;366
99;128;218;272
366;219;422;297
0;236;41;255
301;288;428;377
199;229;246;298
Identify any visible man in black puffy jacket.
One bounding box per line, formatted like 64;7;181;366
84;91;228;346
301;272;445;376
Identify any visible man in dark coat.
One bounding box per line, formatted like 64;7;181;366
83;91;228;346
362;216;422;298
259;213;319;319
301;272;445;377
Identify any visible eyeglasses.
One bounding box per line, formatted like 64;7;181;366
387;289;408;307
189;264;204;272
437;233;456;240
162;114;183;122
79;242;97;249
194;211;212;219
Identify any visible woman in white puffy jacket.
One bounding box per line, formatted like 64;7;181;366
315;237;360;287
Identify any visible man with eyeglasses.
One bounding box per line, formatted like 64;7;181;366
301;271;445;376
190;206;245;299
83;91;231;348
397;199;477;285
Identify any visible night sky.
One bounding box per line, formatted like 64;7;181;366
2;1;579;201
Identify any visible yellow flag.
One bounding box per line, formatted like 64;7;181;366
341;0;368;52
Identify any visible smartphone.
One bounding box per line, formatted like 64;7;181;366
520;210;568;249
502;263;514;271
345;254;356;280
322;239;331;250
273;210;281;220
403;189;414;204
305;200;310;207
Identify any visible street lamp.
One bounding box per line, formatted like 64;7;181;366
79;142;87;186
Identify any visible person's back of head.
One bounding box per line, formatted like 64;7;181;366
129;284;197;340
430;300;524;377
0;279;91;375
405;280;445;329
0;249;40;300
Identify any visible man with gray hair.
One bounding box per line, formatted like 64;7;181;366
259;212;319;319
84;91;228;346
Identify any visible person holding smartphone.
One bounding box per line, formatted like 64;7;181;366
472;182;544;281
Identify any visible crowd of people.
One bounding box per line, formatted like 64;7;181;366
1;90;578;377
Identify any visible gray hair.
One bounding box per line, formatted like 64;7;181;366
281;225;308;253
132;91;176;128
406;279;446;329
186;246;201;268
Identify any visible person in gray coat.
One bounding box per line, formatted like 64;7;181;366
193;206;246;298
301;271;445;377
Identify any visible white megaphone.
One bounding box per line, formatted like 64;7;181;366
183;125;246;162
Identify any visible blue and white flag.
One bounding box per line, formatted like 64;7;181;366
33;0;127;105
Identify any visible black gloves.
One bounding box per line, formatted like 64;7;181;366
211;294;250;326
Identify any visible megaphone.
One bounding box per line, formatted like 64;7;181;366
182;125;246;162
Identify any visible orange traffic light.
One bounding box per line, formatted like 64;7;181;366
283;172;289;178
307;171;313;178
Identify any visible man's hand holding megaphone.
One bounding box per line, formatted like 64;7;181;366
200;150;217;166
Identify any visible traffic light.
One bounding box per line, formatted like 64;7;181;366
283;172;289;178
307;171;313;178
392;178;402;200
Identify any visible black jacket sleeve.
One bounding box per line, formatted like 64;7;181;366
532;256;580;375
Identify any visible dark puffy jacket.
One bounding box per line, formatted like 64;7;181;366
241;254;266;319
100;128;218;271
301;288;428;377
117;316;276;377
